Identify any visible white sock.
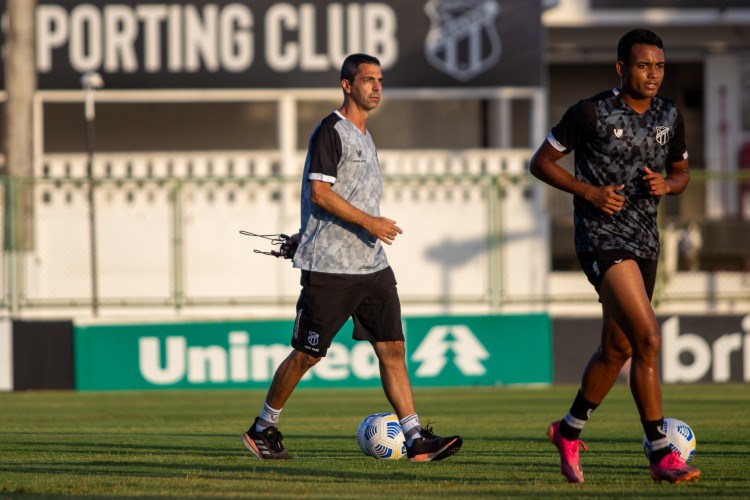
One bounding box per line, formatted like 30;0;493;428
399;413;422;445
256;402;281;431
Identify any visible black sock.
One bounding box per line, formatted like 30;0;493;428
559;390;599;441
643;418;669;463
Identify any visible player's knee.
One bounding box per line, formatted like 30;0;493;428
632;326;661;359
289;349;321;370
601;342;632;365
373;340;406;361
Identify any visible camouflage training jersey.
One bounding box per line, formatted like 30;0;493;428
547;89;688;259
293;110;389;274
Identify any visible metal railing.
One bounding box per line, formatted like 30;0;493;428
1;150;748;318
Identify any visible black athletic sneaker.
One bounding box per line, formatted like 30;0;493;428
405;425;462;462
241;417;291;459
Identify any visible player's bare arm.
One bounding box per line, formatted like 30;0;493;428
642;160;689;196
310;180;402;245
530;141;625;215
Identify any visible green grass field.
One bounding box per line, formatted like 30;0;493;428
1;384;748;498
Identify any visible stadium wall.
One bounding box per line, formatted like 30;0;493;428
2;313;749;391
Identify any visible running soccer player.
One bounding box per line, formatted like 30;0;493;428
529;29;700;484
241;53;462;462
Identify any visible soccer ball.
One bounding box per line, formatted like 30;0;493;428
643;417;696;462
356;412;407;460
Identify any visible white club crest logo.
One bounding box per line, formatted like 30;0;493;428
655;125;672;146
424;0;502;82
307;331;319;346
613;128;624;138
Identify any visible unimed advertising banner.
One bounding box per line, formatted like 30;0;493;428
0;0;542;89
74;314;551;390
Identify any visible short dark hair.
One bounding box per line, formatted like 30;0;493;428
617;29;664;64
340;53;380;82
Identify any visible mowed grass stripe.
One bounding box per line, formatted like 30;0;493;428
1;385;748;497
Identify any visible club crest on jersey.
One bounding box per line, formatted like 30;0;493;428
613;128;624;138
655;125;672;146
307;331;319;346
423;0;502;82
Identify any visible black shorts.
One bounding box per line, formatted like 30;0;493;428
291;267;404;357
577;249;658;300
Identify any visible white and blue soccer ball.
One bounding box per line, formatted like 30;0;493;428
356;412;407;460
643;417;696;462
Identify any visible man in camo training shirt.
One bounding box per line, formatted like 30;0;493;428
530;29;700;484
241;53;462;462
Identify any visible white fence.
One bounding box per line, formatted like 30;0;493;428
1;148;748;319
